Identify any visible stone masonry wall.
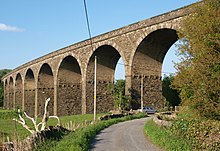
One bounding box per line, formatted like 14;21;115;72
1;3;194;115
57;84;82;116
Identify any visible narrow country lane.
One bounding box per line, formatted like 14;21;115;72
90;116;162;151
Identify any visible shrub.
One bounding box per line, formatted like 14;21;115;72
171;118;220;150
0;109;18;120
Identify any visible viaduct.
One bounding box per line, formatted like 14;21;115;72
1;5;192;117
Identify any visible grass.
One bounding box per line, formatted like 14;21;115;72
0;109;105;144
144;119;193;151
35;113;146;151
0;109;146;150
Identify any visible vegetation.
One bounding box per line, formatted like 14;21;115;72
35;113;146;151
162;75;181;108
0;69;12;107
108;80;130;110
0;111;104;144
171;117;220;150
172;0;220;120
144;120;192;151
145;1;220;150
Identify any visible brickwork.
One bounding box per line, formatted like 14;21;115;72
1;4;194;116
57;85;82;116
24;90;35;116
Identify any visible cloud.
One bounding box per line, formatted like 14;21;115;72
0;23;24;32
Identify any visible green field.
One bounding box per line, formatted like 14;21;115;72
0;109;105;144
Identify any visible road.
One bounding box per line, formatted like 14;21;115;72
90;116;162;151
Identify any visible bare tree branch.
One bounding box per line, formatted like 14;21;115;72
13;97;61;134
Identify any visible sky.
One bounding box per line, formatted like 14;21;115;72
0;0;198;79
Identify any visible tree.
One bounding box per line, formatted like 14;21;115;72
162;75;181;108
0;69;12;107
172;0;220;120
108;80;130;110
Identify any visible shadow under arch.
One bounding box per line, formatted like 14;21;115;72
130;28;178;109
86;45;122;113
4;79;9;108
24;68;35;116
9;77;13;109
37;63;54;116
57;55;82;116
15;73;22;110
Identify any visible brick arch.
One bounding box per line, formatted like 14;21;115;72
57;55;82;116
129;28;178;109
129;26;179;67
9;77;14;109
86;41;127;70
24;68;36;116
37;63;54;116
86;44;124;113
15;73;23;109
56;53;82;76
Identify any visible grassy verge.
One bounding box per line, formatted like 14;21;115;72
35;113;146;151
144;120;192;151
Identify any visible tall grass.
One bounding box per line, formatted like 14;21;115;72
144;120;192;151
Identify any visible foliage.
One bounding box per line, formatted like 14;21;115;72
108;80;130;110
162;75;181;107
35;113;146;151
172;0;220;120
171;118;220;150
0;109;18;120
144;120;192;151
0;69;12;107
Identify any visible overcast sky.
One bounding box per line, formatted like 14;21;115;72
0;0;198;79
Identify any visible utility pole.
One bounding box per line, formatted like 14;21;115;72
141;74;144;112
94;56;97;121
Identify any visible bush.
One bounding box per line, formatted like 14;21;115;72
171;118;220;150
0;109;18;119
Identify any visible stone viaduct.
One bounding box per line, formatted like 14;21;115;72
1;5;192;117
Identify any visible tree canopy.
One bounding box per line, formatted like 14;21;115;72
0;69;12;107
172;0;220;120
108;80;130;110
162;75;181;108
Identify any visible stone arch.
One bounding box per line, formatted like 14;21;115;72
86;44;123;113
130;28;178;109
9;77;14;109
37;63;54;116
24;68;36;116
57;55;82;116
15;73;23;109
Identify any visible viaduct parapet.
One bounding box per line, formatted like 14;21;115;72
2;4;192;116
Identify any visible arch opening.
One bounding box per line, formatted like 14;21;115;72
15;73;22;109
24;69;35;116
86;45;121;113
4;80;9;109
114;58;125;81
9;77;13;109
38;63;54;116
57;56;82;116
131;28;178;110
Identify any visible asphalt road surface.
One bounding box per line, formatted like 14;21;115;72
90;116;162;151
